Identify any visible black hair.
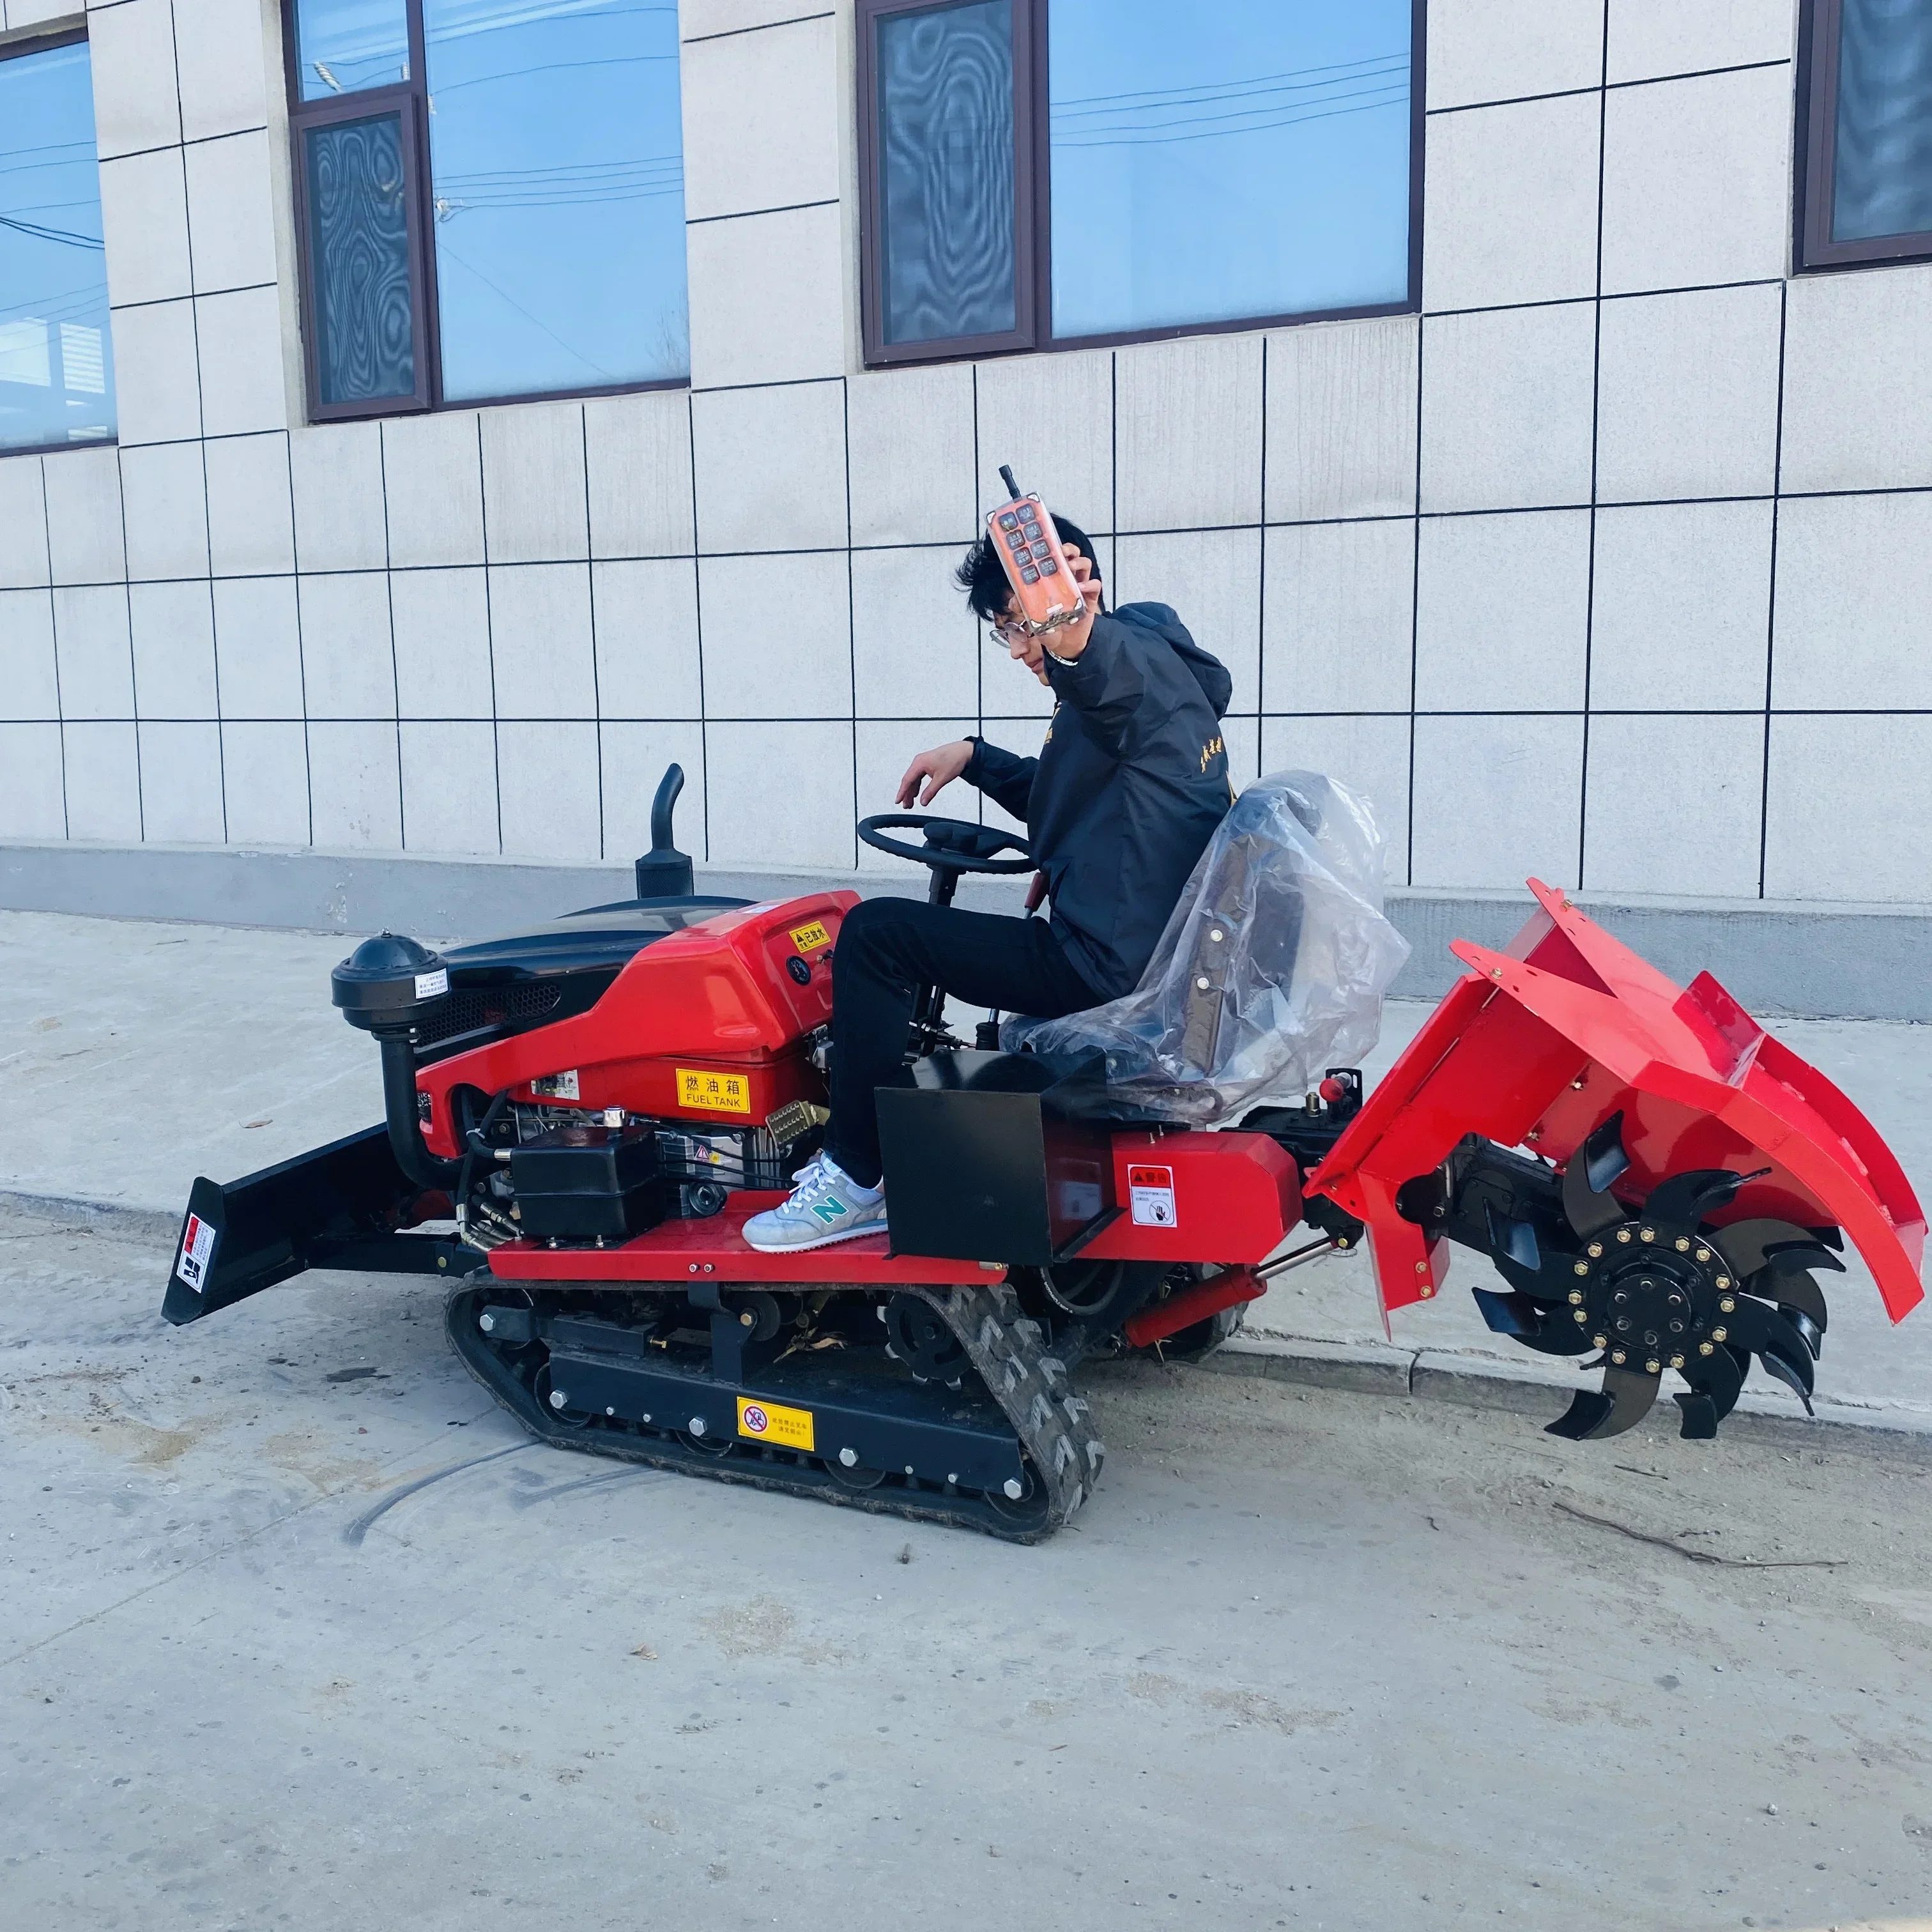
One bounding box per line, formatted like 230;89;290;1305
954;512;1103;624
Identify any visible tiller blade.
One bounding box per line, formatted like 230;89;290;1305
1305;878;1926;1448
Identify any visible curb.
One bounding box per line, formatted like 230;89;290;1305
1195;1334;1932;1457
8;1185;1929;1458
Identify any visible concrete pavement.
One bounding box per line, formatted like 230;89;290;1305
4;1193;1931;1932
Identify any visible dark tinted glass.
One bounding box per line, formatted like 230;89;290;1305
1048;0;1411;337
1833;0;1932;240
305;113;417;404
876;0;1016;345
422;0;689;400
0;38;116;453
293;0;411;100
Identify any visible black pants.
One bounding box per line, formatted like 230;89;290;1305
826;897;1101;1188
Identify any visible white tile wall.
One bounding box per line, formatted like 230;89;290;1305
1263;318;1418;525
205;434;295;577
1419;303;1597;513
1772;492;1932;710
692;381;848;553
1605;0;1795;85
62;721;144;840
0;461;50;589
390;568;493;720
52;585;134;719
679;11;839;222
1423;95;1602;312
0;589;59;721
129;579;218;719
296;572;397;720
1589;500;1772;710
1780;263;1932;494
1595;283;1783;501
137;720;226;843
308;721;402;850
184;131;278;295
119;440;209;581
480;404;590;565
1425;0;1605;110
1414;509;1591;711
11;0;1925;917
0;724;67;839
1260;520;1414;715
847;363;976;546
1411;714;1586;891
1599;66;1793;293
98;149;192;309
494;721;602;861
487;564;597;720
1583;712;1764;896
400;721;500;856
850;546;979;719
592;558;704;720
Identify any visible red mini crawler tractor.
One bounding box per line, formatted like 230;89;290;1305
163;769;1926;1542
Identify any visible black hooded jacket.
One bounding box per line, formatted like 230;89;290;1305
965;601;1233;1001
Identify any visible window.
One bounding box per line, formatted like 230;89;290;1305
856;0;1420;365
1800;0;1932;268
0;30;116;455
283;0;689;420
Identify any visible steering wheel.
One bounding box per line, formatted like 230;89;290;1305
857;813;1034;875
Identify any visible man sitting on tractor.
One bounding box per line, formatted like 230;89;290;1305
744;514;1235;1252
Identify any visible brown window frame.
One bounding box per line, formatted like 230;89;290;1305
1797;0;1932;271
855;0;1425;369
277;0;691;422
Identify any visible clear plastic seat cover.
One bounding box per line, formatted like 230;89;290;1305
1003;772;1411;1124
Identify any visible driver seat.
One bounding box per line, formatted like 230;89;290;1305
1002;772;1408;1124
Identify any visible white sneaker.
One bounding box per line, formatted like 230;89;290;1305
742;1152;888;1252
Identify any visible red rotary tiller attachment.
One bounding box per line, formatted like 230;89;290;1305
1307;881;1926;1441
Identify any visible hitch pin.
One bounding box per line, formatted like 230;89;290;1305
1255;1234;1346;1281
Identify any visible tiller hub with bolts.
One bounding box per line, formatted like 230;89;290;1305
162;767;1926;1542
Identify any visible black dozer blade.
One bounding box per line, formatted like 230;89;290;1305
1472;1287;1594;1356
1641;1167;1756;1239
1674;1340;1747;1439
1561;1111;1631;1241
1547;1366;1660;1441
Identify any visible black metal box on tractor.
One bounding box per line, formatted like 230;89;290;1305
509;1123;663;1243
878;1050;1115;1265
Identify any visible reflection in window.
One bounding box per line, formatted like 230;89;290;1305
1832;0;1932;241
296;0;411;100
877;0;1015;346
1047;0;1412;338
423;0;689;399
306;115;417;403
0;36;116;454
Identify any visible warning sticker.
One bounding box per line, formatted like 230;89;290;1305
176;1211;217;1292
414;968;448;1000
788;919;831;954
1127;1164;1177;1229
531;1070;580;1101
737;1395;815;1451
678;1067;752;1115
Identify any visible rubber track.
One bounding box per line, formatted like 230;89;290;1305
444;1277;1107;1544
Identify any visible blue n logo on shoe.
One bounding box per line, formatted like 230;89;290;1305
811;1197;848;1225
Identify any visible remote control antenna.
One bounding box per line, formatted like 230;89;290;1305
998;464;1021;500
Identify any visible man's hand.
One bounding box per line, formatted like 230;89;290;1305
896;739;974;808
1043;549;1103;660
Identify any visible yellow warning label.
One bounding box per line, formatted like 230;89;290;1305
737;1395;815;1451
677;1067;752;1114
789;919;831;953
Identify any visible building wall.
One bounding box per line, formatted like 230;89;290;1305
1;0;1928;907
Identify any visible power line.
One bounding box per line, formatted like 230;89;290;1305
1054;91;1409;152
1052;50;1407;112
0;212;105;249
